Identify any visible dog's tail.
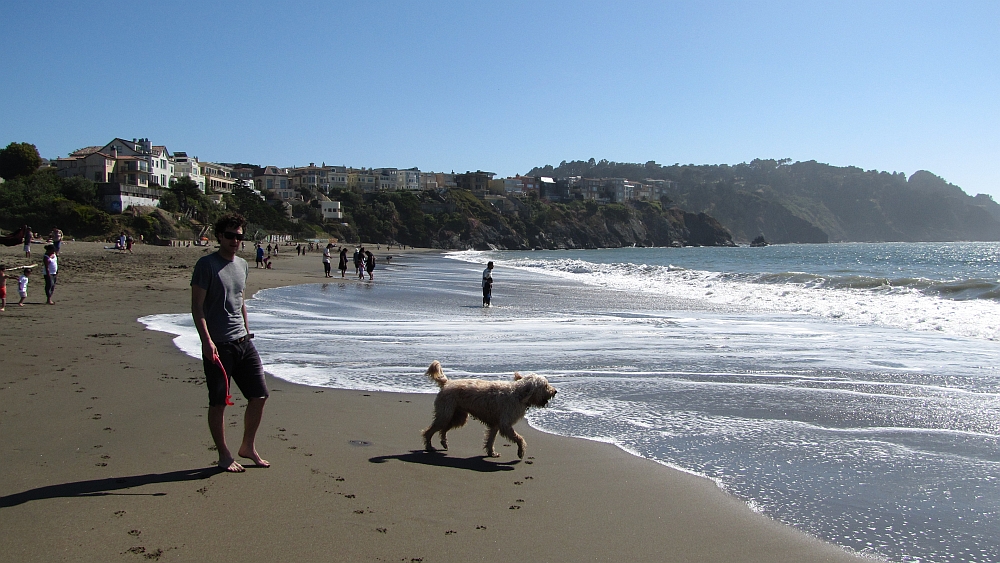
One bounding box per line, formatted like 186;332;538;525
426;360;448;388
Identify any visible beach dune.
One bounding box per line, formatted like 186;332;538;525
0;242;864;562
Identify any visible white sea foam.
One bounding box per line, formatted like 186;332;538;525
445;250;1000;341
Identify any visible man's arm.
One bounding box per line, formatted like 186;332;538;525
241;302;250;334
191;284;217;361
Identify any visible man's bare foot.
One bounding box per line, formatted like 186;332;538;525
218;458;245;472
238;448;270;468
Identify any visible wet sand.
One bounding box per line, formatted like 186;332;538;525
0;241;867;562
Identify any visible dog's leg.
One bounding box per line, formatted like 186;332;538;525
483;426;500;457
422;425;442;453
424;398;457;453
499;425;527;459
441;411;468;450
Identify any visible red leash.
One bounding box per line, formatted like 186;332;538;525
212;355;235;406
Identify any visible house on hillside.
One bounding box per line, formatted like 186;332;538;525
56;140;163;213
173;152;206;192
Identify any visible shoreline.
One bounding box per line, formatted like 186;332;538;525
0;241;867;562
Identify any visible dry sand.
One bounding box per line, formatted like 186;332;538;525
0;241;868;562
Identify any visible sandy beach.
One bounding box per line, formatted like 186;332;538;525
0;241;867;562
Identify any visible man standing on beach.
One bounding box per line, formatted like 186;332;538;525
191;213;270;473
482;261;494;307
22;225;32;258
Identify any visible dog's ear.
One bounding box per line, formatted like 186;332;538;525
516;376;538;403
513;372;523;381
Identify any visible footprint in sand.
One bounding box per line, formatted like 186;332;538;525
113;510;126;517
128;530;141;537
445;530;456;535
514;481;523;485
376;528;387;534
476;525;487;530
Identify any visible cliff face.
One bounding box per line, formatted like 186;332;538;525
528;159;1000;243
340;189;734;250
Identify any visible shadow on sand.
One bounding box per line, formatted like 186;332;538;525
369;450;518;472
0;467;222;508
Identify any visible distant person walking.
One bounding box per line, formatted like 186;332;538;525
255;244;264;268
365;250;375;280
22;226;32;258
42;245;57;305
482;261;494;307
191;213;269;473
322;243;333;277
50;227;63;254
338;247;348;278
353;247;362;278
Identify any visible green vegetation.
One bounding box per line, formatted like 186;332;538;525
0;142;43;180
0;168;114;237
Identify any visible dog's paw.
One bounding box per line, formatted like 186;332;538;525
487;451;500;458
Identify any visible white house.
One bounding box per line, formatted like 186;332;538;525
321;200;343;220
173;152;206;192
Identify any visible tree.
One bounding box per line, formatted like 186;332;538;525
0;142;43;180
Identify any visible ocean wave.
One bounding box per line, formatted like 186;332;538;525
446;251;1000;340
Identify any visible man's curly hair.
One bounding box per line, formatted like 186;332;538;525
214;213;248;237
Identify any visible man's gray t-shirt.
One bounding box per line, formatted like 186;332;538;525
191;252;249;343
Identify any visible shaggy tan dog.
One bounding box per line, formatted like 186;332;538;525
422;360;557;459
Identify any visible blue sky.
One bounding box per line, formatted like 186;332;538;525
2;1;997;197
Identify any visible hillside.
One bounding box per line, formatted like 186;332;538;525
528;159;1000;243
0;169;735;249
332;188;735;250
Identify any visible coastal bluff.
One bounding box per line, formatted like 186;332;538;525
343;189;736;251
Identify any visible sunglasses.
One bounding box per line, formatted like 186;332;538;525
222;231;245;241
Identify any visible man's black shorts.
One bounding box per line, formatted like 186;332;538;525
203;339;269;406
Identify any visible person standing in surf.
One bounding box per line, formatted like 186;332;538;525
338;247;349;278
482;261;494;307
322;243;333;277
191;213;270;473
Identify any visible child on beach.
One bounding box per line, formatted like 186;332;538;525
17;267;30;306
0;265;7;311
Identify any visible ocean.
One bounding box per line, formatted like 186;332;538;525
141;242;1000;563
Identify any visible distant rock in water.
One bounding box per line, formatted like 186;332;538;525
750;235;769;247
